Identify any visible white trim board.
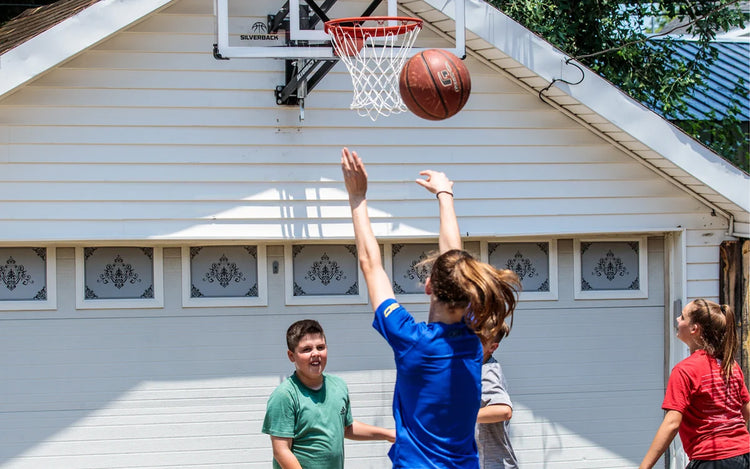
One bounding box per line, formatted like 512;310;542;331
0;0;175;99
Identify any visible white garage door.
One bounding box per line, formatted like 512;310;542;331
0;239;665;468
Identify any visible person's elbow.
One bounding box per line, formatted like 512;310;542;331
500;406;512;421
477;404;512;424
359;257;378;275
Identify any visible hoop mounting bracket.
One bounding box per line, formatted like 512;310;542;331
275;59;337;106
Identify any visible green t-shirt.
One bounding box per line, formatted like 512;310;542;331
262;373;353;469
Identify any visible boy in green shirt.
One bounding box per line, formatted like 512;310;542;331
262;319;395;469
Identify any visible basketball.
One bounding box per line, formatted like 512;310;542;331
399;49;471;120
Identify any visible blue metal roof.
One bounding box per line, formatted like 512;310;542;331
666;40;749;121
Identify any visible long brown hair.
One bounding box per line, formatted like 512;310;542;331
688;299;739;378
426;249;521;341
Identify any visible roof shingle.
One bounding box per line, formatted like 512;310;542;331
0;0;102;55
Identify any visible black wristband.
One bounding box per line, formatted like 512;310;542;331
435;191;454;199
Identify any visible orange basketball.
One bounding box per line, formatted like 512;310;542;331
399;49;471;120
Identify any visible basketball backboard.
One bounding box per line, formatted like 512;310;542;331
214;0;466;60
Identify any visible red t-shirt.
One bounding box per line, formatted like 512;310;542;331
663;350;750;460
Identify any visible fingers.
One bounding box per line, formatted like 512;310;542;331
416;169;453;194
341;147;366;178
341;147;353;171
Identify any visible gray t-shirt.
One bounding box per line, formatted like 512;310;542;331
476;356;519;469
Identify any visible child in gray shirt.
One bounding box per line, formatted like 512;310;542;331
477;324;519;469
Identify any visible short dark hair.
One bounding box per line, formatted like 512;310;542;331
286;319;326;352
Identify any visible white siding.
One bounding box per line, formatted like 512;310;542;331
684;228;728;303
0;0;722;244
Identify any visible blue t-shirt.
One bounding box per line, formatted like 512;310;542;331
373;298;482;469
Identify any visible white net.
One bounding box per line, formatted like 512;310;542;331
325;17;422;121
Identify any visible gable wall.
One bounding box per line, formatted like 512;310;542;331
0;0;723;243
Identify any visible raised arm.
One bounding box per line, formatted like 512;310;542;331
416;170;461;253
341;148;395;309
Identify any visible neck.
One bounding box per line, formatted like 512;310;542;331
689;343;707;355
295;372;323;390
427;297;465;324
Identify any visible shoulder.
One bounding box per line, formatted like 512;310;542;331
323;374;350;396
373;299;425;349
482;357;505;383
668;352;706;387
375;298;408;318
675;350;710;372
482;356;501;371
268;376;298;400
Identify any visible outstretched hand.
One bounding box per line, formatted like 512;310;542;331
341;147;368;203
416;170;453;195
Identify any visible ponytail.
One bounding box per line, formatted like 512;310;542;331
688;299;739;379
719;304;738;379
426;249;521;341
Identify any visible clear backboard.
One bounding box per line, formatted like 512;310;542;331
214;0;466;60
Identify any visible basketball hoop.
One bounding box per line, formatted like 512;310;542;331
324;17;422;120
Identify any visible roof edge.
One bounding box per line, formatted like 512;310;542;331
427;0;750;212
0;0;174;99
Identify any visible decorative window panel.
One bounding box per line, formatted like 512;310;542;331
76;247;163;309
182;245;267;307
485;240;558;301
284;244;366;305
384;243;438;302
0;247;56;310
574;238;648;299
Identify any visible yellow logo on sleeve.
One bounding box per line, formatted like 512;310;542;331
383;303;400;318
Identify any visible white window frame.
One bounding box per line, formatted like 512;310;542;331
0;247;57;311
284;244;368;306
181;245;268;308
75;246;164;309
574;237;649;300
383;242;437;304
482;239;558;301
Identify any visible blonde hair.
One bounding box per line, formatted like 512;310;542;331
425;249;521;341
688;299;739;379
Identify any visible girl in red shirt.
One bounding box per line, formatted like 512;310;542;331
640;299;750;469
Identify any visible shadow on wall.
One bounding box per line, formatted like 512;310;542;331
0;307;395;467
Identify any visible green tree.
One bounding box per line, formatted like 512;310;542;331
490;0;748;172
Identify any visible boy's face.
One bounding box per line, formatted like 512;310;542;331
288;333;328;387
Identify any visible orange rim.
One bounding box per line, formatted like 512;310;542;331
324;16;422;40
